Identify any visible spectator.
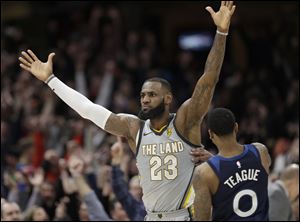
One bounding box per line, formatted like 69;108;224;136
23;206;49;221
268;164;299;221
1;202;22;221
111;137;146;221
0;2;298;221
68;155;112;221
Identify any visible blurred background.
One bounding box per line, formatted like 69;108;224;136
1;1;299;221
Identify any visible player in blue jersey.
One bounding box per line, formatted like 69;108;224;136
193;108;271;221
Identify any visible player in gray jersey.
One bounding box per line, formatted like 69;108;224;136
19;1;235;220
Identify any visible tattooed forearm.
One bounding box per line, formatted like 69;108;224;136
188;82;214;127
192;83;214;108
183;33;226;138
186;34;226;123
204;33;227;81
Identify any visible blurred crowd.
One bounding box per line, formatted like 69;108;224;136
1;2;299;221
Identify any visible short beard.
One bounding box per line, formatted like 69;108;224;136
138;99;165;120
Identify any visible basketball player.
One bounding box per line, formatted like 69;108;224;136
18;2;236;220
193;108;271;221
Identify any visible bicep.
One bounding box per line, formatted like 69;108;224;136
183;73;217;129
176;75;216;143
105;113;140;141
190;74;217;117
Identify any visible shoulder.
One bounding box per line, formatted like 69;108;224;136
175;99;190;125
251;142;271;173
116;113;143;147
117;113;140;120
251;142;270;158
251;142;267;151
194;162;218;193
194;162;215;183
116;113;142;127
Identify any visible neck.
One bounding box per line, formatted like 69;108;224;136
216;137;243;157
149;112;171;130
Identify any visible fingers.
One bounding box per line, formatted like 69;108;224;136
21;51;34;63
191;155;210;164
231;5;236;15
222;1;234;9
191;158;200;164
47;52;55;65
190;150;206;157
205;6;215;16
27;49;39;61
228;1;234;9
20;63;31;72
190;148;212;162
19;50;35;72
18;57;31;67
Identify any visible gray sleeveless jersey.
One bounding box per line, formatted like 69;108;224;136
136;114;197;212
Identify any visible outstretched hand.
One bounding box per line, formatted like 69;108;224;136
111;136;124;165
68;155;85;178
190;147;214;164
18;49;55;82
206;1;236;33
28;168;44;187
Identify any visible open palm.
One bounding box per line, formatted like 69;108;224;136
206;1;236;32
19;49;55;82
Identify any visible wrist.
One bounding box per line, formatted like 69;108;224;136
216;29;228;36
45;74;56;84
111;160;121;166
111;158;122;166
71;172;83;179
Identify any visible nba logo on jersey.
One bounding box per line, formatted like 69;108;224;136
236;161;241;168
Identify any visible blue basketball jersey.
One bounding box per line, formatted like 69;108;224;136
207;144;269;221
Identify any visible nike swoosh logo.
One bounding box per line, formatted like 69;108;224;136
143;131;153;136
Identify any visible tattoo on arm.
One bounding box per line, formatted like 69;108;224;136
105;113;133;138
193;166;212;221
186;34;227;127
204;33;227;80
188;82;214;127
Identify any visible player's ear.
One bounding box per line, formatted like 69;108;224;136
208;129;213;140
234;123;238;134
164;93;173;105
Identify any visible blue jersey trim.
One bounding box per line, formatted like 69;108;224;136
248;144;259;158
248;144;263;167
207;157;221;176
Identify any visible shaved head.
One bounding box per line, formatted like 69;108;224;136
144;77;172;94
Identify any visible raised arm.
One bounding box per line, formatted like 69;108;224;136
110;138;146;221
19;50;140;152
68;156;112;221
176;1;236;144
